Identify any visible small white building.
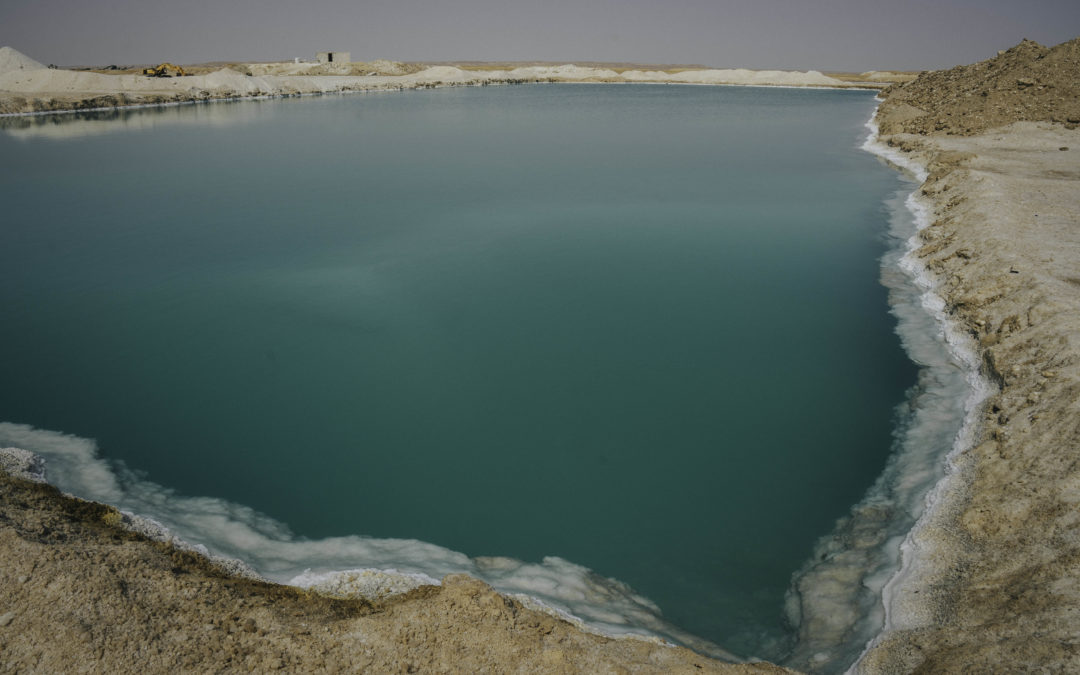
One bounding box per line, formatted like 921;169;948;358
317;52;351;65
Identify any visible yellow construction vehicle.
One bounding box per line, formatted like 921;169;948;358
142;63;188;77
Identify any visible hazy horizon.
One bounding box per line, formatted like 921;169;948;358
2;0;1079;72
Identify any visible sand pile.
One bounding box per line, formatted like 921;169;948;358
879;37;1080;134
0;46;44;74
367;59;417;76
505;64;621;80
410;65;477;81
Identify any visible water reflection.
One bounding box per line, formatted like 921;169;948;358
0;100;270;140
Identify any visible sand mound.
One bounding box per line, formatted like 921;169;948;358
368;59;412;76
0;47;45;75
879;37;1080;134
411;66;474;81
507;65;620;80
200;68;267;93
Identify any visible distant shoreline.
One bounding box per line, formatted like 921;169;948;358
0;47;898;117
0;79;881;120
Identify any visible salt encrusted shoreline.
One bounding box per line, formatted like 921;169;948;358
851;120;1080;673
788;39;1080;672
779;108;987;675
0;463;798;673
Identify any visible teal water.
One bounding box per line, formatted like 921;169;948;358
0;85;915;656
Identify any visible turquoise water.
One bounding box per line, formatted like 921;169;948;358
0;85;915;657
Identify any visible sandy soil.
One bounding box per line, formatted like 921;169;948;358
853;38;1080;673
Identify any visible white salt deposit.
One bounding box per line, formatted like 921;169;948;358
861;110;929;182
0;421;735;660
290;568;441;601
200;68;272;94
776;108;993;673
0;447;46;482
778;107;995;673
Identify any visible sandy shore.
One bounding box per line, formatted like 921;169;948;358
855;130;1080;671
853;39;1080;672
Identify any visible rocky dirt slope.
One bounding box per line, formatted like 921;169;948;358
877;37;1080;135
859;38;1080;672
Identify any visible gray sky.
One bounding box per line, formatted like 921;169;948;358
2;0;1078;71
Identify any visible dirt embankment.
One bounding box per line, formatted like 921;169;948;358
858;38;1080;672
877;37;1080;135
0;469;792;674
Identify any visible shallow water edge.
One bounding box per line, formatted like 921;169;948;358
780;107;995;673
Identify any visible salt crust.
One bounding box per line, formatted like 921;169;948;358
848;116;994;672
0;421;736;660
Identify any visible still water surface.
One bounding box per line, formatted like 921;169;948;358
0;84;915;654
